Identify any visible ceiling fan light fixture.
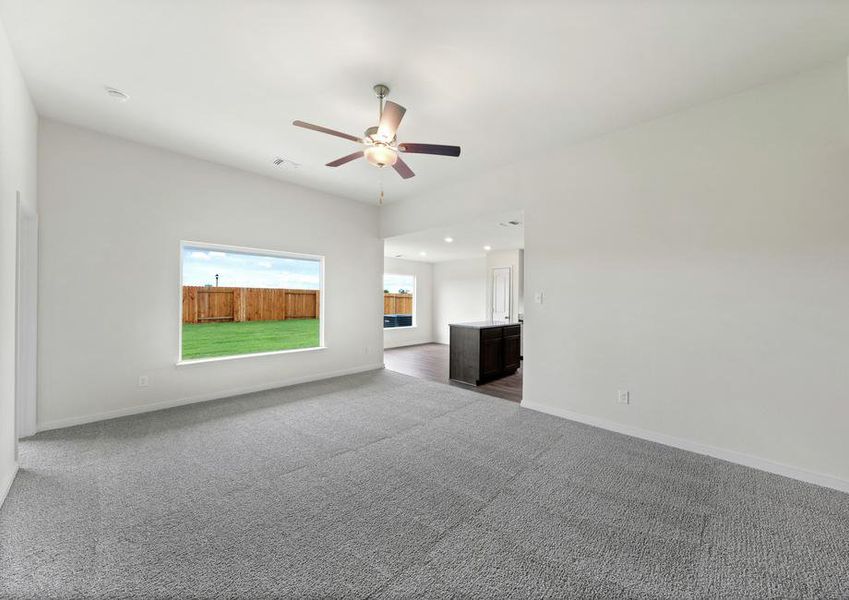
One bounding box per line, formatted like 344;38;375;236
364;144;398;168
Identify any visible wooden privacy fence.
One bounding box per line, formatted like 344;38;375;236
384;293;412;315
182;286;319;324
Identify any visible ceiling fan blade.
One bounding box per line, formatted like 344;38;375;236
376;101;406;140
326;151;364;167
293;120;362;143
398;143;461;157
392;155;415;179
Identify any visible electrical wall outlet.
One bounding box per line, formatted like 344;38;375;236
138;375;150;387
617;389;630;405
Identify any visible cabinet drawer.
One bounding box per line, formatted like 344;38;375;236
481;327;503;340
503;325;521;337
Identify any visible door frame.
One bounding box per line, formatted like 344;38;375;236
15;193;38;440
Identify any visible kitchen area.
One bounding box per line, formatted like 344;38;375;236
382;211;524;402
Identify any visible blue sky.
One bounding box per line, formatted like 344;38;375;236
182;246;320;289
384;273;414;294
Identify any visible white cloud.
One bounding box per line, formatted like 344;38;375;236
384;273;415;293
182;249;320;289
278;272;320;288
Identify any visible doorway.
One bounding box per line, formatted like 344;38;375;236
382;210;524;402
490;266;511;321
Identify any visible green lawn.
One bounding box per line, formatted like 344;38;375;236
181;319;320;360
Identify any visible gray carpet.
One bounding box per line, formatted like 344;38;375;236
1;370;847;599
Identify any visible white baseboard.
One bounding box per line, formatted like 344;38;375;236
384;340;438;350
522;400;849;494
38;363;386;432
0;463;19;509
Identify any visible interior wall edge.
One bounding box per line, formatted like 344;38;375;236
0;11;38;512
522;400;849;494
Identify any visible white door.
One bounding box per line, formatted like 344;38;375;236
491;267;512;322
16;194;38;440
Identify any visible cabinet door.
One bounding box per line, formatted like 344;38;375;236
480;336;503;380
503;333;521;371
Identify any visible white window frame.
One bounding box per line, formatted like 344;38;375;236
177;240;326;365
383;272;416;330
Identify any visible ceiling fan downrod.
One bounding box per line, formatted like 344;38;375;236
373;84;389;118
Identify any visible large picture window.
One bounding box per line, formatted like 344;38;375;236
180;242;324;361
383;273;415;329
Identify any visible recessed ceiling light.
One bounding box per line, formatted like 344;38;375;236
419;251;427;256
483;245;492;251
444;237;453;243
104;86;129;102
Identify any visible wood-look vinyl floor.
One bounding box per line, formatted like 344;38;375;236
384;343;522;403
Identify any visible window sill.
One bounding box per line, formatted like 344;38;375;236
384;325;417;331
177;345;327;366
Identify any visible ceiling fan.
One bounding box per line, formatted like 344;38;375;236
293;84;461;180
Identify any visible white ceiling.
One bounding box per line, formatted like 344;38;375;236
2;1;849;204
385;210;523;263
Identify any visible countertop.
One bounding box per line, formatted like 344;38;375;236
449;320;521;330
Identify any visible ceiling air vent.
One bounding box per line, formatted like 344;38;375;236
104;86;129;102
273;157;301;169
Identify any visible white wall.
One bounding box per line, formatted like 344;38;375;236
383;62;849;490
381;170;523;238
383;257;433;349
485;249;523;322
432;258;487;344
0;18;37;505
37;120;383;429
524;63;849;488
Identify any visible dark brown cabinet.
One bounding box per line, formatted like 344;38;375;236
449;322;521;386
503;327;521;371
